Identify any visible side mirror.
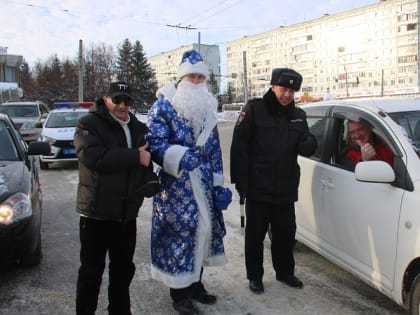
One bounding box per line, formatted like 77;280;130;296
27;141;51;156
355;161;395;183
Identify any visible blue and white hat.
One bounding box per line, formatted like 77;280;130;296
177;49;209;80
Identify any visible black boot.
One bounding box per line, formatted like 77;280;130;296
249;279;264;294
276;275;303;289
172;298;198;315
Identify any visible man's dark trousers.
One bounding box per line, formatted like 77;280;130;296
245;200;296;281
76;217;136;315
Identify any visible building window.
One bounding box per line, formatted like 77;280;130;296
5;66;16;82
407;23;417;31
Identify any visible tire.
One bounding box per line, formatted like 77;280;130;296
20;233;42;266
39;159;48;170
409;273;420;315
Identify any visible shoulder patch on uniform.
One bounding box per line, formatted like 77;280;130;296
237;111;247;126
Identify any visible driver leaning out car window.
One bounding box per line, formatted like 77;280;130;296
339;119;394;170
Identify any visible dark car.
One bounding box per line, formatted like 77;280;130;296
0;113;50;266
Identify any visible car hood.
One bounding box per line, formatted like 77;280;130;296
42;127;76;140
0;162;26;201
10;117;38;123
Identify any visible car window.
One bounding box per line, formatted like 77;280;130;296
0;121;19;161
0;105;38;118
307;117;329;160
331;111;396;172
388;110;420;158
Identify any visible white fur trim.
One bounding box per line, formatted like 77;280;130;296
195;112;217;147
213;173;224;186
151;265;201;289
178;61;209;80
156;82;176;102
163;145;188;178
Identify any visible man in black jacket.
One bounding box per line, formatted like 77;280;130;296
74;82;155;315
230;68;317;294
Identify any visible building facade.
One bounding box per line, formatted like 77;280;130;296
226;0;420;101
0;46;24;102
148;43;221;89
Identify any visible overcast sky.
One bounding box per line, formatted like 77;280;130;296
2;0;378;68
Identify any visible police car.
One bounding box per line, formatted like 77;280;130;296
38;102;93;169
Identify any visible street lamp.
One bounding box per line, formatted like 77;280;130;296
344;64;349;97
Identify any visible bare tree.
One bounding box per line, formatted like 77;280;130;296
83;42;116;101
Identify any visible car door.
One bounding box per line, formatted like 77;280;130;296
318;107;404;291
296;105;333;249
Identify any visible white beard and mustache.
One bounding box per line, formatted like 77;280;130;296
172;80;218;139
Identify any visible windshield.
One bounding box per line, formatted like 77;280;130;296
388;110;420;157
0;105;38;118
0;121;19;161
45;111;88;128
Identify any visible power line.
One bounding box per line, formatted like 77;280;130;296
166;24;197;30
188;0;245;27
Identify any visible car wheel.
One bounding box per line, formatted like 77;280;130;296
20;233;42;266
409;273;420;315
39;159;49;170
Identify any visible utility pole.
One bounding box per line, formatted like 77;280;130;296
78;39;83;102
381;68;384;97
344;64;349;98
198;32;201;55
243;51;248;103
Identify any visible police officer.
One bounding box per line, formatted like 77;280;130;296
230;68;317;294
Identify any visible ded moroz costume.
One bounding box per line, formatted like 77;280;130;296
146;49;231;315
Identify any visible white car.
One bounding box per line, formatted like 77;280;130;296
296;98;420;314
38;102;92;169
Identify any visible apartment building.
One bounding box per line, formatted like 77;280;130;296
226;0;420;101
148;43;221;89
0;46;24;102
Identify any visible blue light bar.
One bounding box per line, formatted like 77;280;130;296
53;102;72;108
53;102;94;109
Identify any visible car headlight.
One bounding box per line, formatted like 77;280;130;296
0;192;32;224
42;135;56;145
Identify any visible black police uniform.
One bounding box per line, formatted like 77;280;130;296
230;69;317;285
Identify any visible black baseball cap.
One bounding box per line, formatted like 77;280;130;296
108;81;133;100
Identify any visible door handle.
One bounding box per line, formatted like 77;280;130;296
320;179;334;190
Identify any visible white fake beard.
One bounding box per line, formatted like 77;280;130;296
172;80;217;139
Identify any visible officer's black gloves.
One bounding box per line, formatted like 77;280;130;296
298;133;317;157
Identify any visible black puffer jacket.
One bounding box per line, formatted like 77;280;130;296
74;98;151;221
230;89;317;205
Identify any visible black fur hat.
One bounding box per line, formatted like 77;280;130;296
270;68;303;91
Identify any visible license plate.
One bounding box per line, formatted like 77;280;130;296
63;148;76;155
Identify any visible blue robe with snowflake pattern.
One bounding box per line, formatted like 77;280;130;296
146;83;227;289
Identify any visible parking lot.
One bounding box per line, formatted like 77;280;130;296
0;122;407;314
